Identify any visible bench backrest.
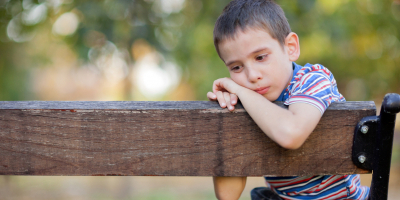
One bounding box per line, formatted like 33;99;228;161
0;101;375;176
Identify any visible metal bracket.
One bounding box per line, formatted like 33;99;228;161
351;93;399;200
352;115;378;170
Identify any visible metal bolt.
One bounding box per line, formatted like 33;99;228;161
358;155;366;163
361;125;369;134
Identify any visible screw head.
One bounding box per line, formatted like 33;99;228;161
361;125;369;134
358;155;366;163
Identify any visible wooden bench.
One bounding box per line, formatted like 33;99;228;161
1;93;399;200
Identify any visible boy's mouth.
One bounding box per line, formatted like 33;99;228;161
254;87;269;95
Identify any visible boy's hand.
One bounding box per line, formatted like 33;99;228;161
213;176;247;200
207;78;239;111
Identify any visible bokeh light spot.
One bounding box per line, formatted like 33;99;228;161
21;3;47;25
52;12;79;36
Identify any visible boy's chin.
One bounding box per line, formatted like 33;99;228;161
263;93;279;102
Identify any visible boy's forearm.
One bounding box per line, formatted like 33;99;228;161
235;87;312;149
213;176;247;200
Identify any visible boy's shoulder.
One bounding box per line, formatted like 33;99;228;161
293;63;335;83
285;63;345;114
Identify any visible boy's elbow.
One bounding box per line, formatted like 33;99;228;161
282;142;303;150
280;139;303;150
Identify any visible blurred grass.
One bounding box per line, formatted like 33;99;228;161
0;176;254;200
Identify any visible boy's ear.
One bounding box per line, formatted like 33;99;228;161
285;32;300;61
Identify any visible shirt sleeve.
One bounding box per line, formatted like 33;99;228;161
284;72;334;115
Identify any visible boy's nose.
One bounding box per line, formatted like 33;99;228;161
247;67;263;83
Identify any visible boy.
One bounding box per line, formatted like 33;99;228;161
206;0;370;199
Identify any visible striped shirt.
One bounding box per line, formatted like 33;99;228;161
264;63;369;200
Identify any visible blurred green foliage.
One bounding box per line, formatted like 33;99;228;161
0;0;399;101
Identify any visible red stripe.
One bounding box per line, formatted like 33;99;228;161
312;65;317;71
348;175;359;194
312;176;345;193
301;74;312;86
311;176;338;192
357;188;365;200
322;68;330;76
305;79;328;94
309;82;330;96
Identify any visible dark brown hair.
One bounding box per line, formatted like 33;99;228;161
214;0;291;56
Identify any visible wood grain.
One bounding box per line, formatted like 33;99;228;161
0;101;375;176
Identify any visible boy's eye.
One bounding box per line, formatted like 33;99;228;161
231;66;242;71
256;54;267;61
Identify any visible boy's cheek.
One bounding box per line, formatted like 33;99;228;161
229;75;243;85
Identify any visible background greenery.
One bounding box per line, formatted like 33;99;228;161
1;0;399;101
1;0;400;199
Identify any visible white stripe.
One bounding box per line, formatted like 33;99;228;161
305;79;331;94
347;176;361;198
287;97;325;115
348;175;359;194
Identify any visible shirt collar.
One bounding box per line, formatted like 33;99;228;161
290;62;302;84
275;62;302;101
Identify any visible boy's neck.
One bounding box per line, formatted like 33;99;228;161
286;63;295;86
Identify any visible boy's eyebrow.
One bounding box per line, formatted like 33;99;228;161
225;47;269;66
250;47;269;55
225;60;238;67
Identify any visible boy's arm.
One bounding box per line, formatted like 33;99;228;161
236;87;320;149
210;78;321;150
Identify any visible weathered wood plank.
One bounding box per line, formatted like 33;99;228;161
0;101;375;176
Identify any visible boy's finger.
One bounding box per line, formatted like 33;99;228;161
207;92;217;100
216;91;227;108
224;92;234;111
230;94;238;106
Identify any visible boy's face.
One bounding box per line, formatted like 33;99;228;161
218;28;297;101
